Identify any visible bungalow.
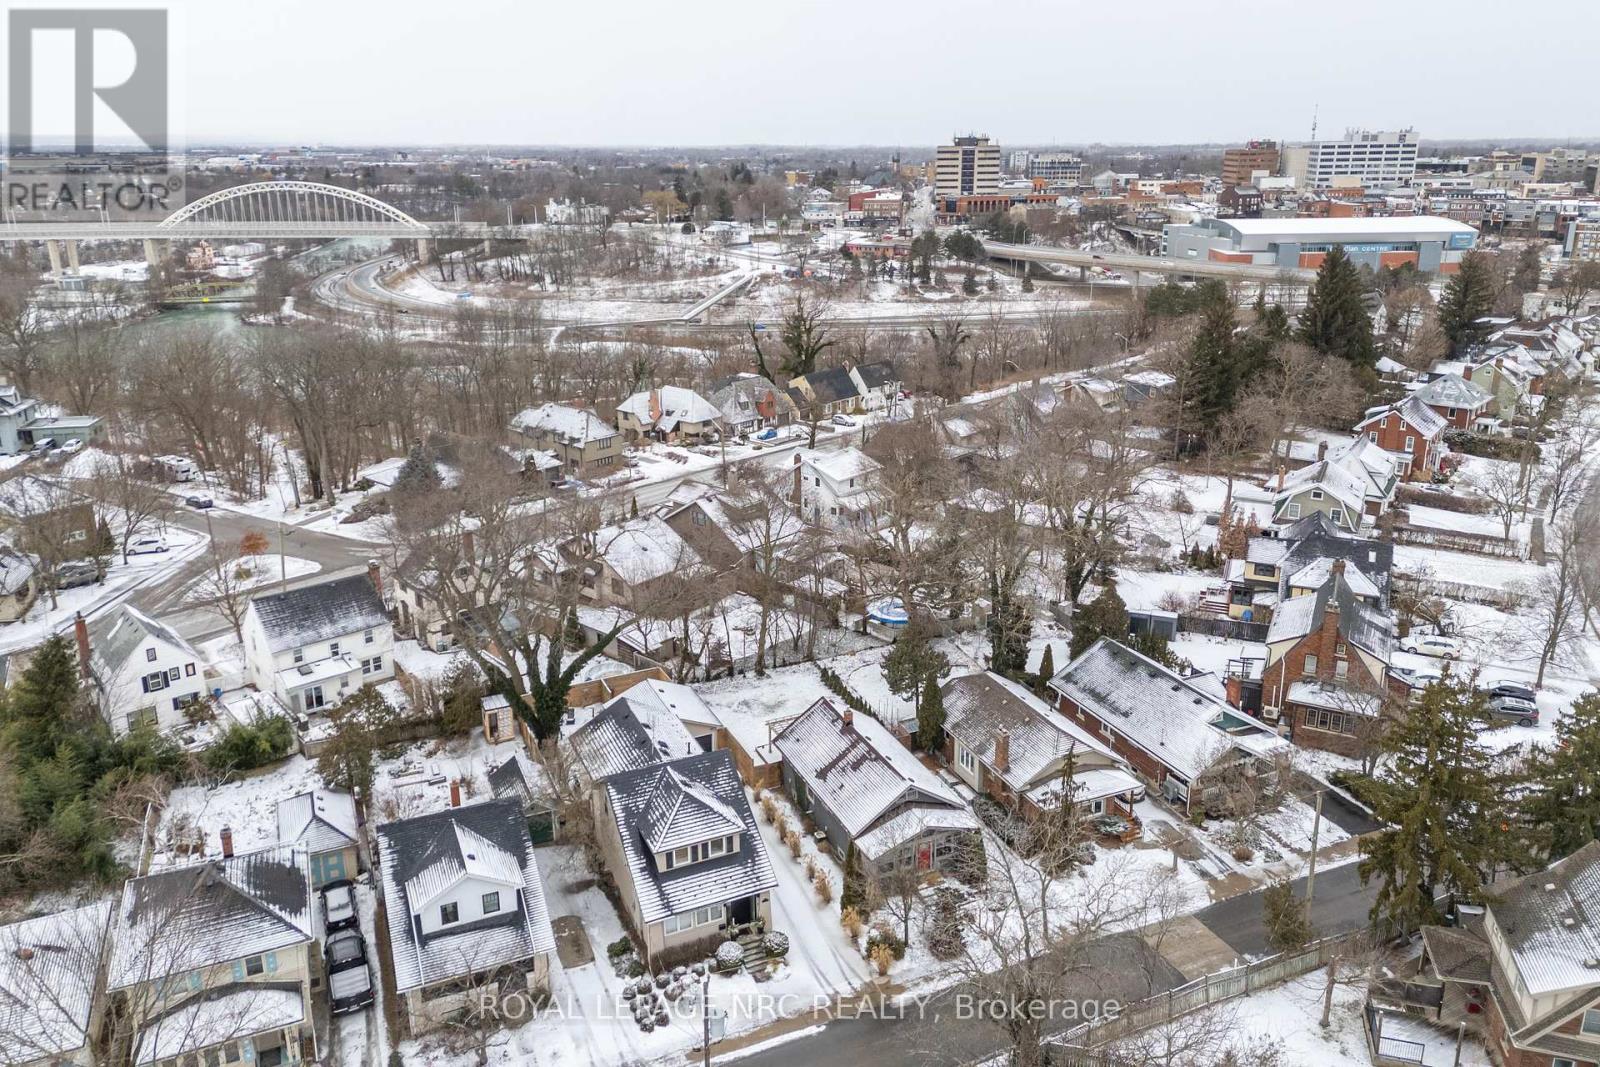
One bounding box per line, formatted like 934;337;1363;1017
708;373;797;436
772;698;983;879
508;402;622;476
940;672;1144;834
1048;638;1289;816
108;847;317;1067
1355;394;1448;482
593;749;777;966
615;386;722;444
76;606;207;737
1415;373;1497;431
241;570;394;716
0;902;112;1067
1258;565;1405;753
374;798;557;1035
786;366;862;418
569;679;721;785
274;790;359;888
1405;841;1600;1067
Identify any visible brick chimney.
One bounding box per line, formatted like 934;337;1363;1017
462;528;476;562
73;613;91;679
792;453;804;507
649;388;662;424
450;779;462;807
840;705;853;730
994;728;1010;774
1276;465;1287;492
1331;558;1346;579
367;559;383;600
220;826;233;858
1317;440;1328;462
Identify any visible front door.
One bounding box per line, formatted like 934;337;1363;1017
304;685;326;711
729;896;755;926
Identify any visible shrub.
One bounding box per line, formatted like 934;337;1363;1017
761;931;789;958
784;827;802;859
607;937;633;960
926;886;966;960
812;868;834;905
714;941;744;971
803;855;817;881
866;923;908;961
869;943;894;977
204;715;294;776
840;905;864;940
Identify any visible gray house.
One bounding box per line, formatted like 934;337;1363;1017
771;698;981;878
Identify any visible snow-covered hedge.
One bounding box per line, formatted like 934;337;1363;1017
714;940;744;970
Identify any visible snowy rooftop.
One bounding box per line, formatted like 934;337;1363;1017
246;574;389;654
616;386;721;430
598;515;702;586
134;986;303;1065
570;687;705;782
0;902;110;1063
274;789;358;854
510;402;620;445
1416;373;1493;410
796;446;883;484
1489;840;1600;999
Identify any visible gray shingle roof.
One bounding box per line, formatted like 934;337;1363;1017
1488;839;1600;999
1416;373;1493;410
940;671;1121;796
91;605;199;677
570;691;704;782
852;361;898;390
247;574;389;654
375;798;556;993
602;750;776;925
1265;572;1395;660
0;902;110;1063
275;790;358;854
797;366;860;406
110;847;312;989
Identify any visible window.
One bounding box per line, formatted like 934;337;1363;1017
329;641;341;657
1368;431;1378;443
663;904;724;935
959;747;977;773
1310;489;1324;501
1445;407;1458;419
1380;417;1390;429
440;902;459;925
146;648;158;663
142;671;167;693
1286;503;1301;519
1552;1059;1577;1067
292;647;304;665
185;663;196;677
361;656;383;675
1580;1009;1600;1035
481;891;501;915
1087;798;1105;815
244;955;264;976
363;628;374;644
1303;654;1319;675
1405;436;1416;453
167;667;181;683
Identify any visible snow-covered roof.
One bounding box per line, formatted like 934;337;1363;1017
1489;840;1600;998
1265;573;1394;661
246;574;389;654
796;446;882;484
603;749;776;924
133;985;304;1065
0;902;110;1064
1358;394;1447;439
1286;681;1381;717
274;789;358;854
110;847;313;990
0;547;35;597
570;687;704;781
709;374;798;424
598;515;701;586
772;698;964;838
855;806;982;861
616;386;721;430
1416;373;1493;410
90;604;199;679
510;402;619;445
1275;457;1367;517
1048;638;1286;782
375;798;556;994
1285;556;1380;601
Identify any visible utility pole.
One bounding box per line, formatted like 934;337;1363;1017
278;525;288;594
1305;788;1324;907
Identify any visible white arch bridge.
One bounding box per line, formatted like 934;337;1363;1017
0;181;528;267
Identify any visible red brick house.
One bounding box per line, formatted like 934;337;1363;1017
1414;372;1496;430
1355;395;1448;482
1047;638;1289;817
1257;565;1406;756
1402;841;1600;1067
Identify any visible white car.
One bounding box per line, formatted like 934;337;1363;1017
60;438;83;454
127;536;169;555
831;414;857;427
1400;634;1462;659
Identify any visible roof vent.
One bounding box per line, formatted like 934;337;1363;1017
1563;917;1578;928
14;946;34;961
465;852;477;861
1583;957;1600;968
1545;882;1558;892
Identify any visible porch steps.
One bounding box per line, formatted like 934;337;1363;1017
736;931;770;969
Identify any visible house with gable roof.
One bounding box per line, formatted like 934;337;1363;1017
772;698;983;879
508;402;622;476
1356;394;1448;481
708;373;797;436
569;679;721;785
1398;841;1600;1067
75;605;208;736
614;385;722;444
1415;372;1498;431
108;846;317;1067
0;902;112;1067
374;797;556;1034
241;572;394;716
594;749;777;965
791;447;882;529
274;789;359;888
1271;453;1371;531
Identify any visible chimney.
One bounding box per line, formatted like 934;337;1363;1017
649;388;662;424
1331;558;1347;578
792;453;804;507
220;826;233;858
1276;465;1287;493
450;779;462;807
840;706;853;730
367;559;383;601
73;613;91;679
1317;440;1328;462
462;528;476;562
994;728;1010;773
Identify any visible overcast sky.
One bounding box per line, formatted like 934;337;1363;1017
155;0;1600;147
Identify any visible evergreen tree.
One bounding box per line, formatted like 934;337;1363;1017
915;674;946;753
1262;877;1314;953
1182;281;1242;438
2;635;83;762
883;623;948;713
1524;692;1600;860
392;441;441;496
1297;245;1375;365
1033;644;1055;697
1069;583;1129;660
1437;251;1498;353
1359;676;1516;932
986;574;1032;679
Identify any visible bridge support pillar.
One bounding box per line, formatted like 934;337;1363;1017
479;238;492;256
1078;265;1087;282
45;240;62;274
416;238;435;264
65;240;80;271
142;239;165;269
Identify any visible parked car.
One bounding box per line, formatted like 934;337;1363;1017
184;494;214;509
1479;679;1537;703
325;929;374;1014
126;536;169;555
1488;695;1539;727
59;438;83;454
1399;634;1462;659
755;427;779;442
1393;662;1444;688
831;414;857;427
31;437;55;453
55;560;99;589
321;878;357;933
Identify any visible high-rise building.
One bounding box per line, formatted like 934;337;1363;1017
1281;128;1419;190
1006;150;1032;174
1220;140;1280;187
935;135;1002;199
1521;148;1590;184
1026;152;1083;186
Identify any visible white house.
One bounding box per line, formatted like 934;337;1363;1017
241;570;393;716
791;447;882;529
375;798;556;1034
76;607;207;736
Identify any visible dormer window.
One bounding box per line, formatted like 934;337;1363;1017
440;902;459;925
482;891;500;915
662;835;737;870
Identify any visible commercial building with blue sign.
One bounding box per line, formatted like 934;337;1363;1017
1162;216;1480;275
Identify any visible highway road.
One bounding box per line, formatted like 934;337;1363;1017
982;239;1317;286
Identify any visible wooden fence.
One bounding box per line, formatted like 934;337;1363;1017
1054;929;1370;1051
1177;613;1269;642
1387;523;1523;559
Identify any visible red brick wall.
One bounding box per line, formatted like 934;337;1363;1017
1051;692;1181;810
1358;412;1438;481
